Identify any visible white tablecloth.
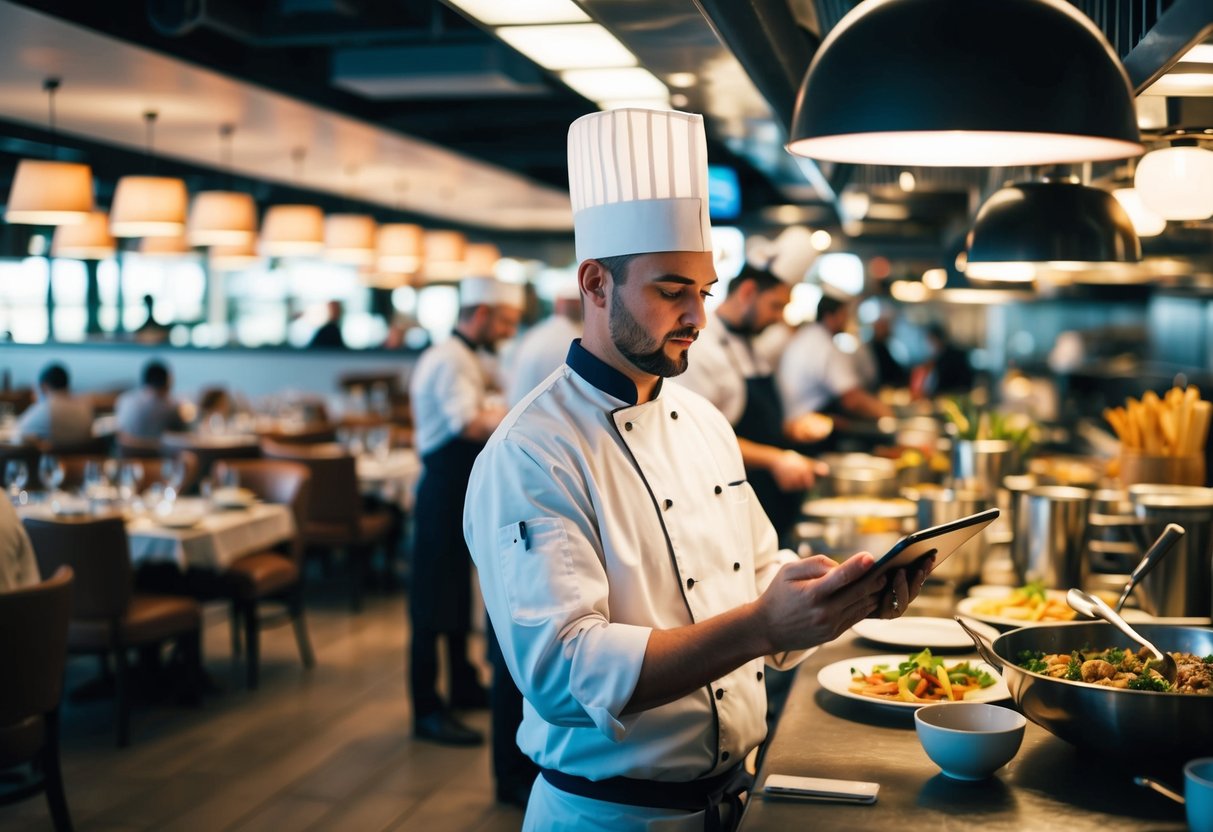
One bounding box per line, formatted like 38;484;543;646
357;449;421;513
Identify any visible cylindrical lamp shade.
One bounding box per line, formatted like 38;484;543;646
362;271;410;290
209;239;260;271
51;211;114;259
138;234;192;257
1111;188;1166;237
966;181;1140;277
110;175;188;237
260;204;324;256
187;191;258;245
6;160;95;225
787;0;1141;166
377;223;424;273
464;243;501;277
423;230;467;279
1134;146;1213;221
324;213;377;265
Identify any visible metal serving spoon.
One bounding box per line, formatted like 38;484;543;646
1115;522;1184;613
1134;775;1185;804
1065;588;1178;686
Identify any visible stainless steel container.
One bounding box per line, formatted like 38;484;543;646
817;453;898;498
904;487;992;583
1132;486;1213;617
1014;485;1091;589
1002;473;1036;562
951;439;1015;494
1086;488;1141;574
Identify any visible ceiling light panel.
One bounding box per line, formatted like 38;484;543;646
445;0;588;26
497;24;636;71
561;68;668;103
1179;44;1213;64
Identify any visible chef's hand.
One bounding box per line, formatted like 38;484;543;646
770;450;828;491
869;556;933;620
786;412;834;444
756;553;888;653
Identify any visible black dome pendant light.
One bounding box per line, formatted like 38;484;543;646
787;0;1143;167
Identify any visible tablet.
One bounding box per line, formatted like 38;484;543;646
869;507;1000;580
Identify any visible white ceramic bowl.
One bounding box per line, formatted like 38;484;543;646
914;702;1026;781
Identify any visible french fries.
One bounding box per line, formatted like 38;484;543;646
1104;386;1211;457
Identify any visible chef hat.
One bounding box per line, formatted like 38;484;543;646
568;108;712;263
766;226;819;285
460;276;525;310
553;279;582;301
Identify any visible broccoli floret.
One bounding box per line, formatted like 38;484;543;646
1016;650;1049;674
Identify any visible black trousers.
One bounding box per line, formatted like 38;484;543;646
409;628;482;718
487;624;539;794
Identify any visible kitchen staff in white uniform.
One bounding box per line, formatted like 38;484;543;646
463;108;929;831
505;283;583;407
409;275;523;747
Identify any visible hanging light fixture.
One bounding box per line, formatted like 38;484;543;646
186;124;258;245
50;211;115;259
1111;188;1166;237
787;0;1141;166
325;214;378;265
137;234;192;258
1134;136;1213;221
463;242;501;277
260;148;324;256
209;238;261;271
6;78;95;225
111;111;188;237
965;179;1140;281
422;230;467;279
377;223;424;273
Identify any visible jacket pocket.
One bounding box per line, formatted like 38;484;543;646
497;518;582;626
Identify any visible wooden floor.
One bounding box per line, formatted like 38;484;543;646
4;583;525;832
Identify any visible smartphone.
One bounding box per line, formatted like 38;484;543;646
868;507;1000;581
762;774;879;803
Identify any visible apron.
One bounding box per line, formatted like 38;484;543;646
410;436;483;632
734;374;803;542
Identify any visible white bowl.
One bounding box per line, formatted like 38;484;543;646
914;702;1026;781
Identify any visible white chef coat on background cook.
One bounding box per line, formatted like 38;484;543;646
409;334;497;456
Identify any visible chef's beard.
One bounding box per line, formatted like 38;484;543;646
610;286;697;377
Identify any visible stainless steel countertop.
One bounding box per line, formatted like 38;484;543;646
739;626;1191;831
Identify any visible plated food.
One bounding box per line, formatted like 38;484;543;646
817;651;1009;709
1015;646;1213;694
956;582;1151;629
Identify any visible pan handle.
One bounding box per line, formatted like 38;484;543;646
955;615;1004;671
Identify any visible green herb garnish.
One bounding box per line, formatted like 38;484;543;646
1016;650;1049;674
1099;648;1126;666
1064;652;1083;682
1128;674;1172;692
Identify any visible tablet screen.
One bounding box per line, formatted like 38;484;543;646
869;507;1000;580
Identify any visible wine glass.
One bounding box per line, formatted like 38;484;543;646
82;459;104;497
117;461;142;503
214;462;239;490
368;425;392;461
38;454;64;494
161;457;186;502
5;458;29;499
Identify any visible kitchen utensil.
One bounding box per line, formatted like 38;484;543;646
902;487;992;583
956;617;1213;757
1133;487;1213;618
952;439;1015;494
1013;486;1091;589
817;453;898;498
1065;588;1177;685
1133;776;1184;804
1115;523;1184;612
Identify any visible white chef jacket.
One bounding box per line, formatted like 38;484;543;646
776;323;860;420
675;313;770;426
505;315;584;407
409;333;496;456
464;341;805;803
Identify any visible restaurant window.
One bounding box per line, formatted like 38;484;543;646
0;257;50;343
50;258;88;342
416;284;459;342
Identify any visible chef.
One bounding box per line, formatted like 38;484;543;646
463;108;928;831
677;263;831;545
408;275;523;747
505;282;583;406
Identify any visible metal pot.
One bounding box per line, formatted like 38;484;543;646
818;453;898;498
903;486;992;582
961;620;1213;758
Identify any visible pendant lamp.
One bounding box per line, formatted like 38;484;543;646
51;211;115;259
463;242;501;277
111;111;188;237
422;230;467;279
324;213;378;265
138;234;192;257
187;125;258;245
787;0;1142;166
6;78;95;225
1134;142;1213;221
965;180;1140;281
1111;188;1166;237
377;223;424;274
209;239;260;271
260;205;324;257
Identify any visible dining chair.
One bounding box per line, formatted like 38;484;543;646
219;459;315;689
21;516;203;748
261;439;392;611
0;566;73;831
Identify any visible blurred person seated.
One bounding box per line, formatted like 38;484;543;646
910;323;974;398
133;294;170;344
308;300;347;349
15;363;93;445
0;492;38;591
777;295;893;421
196;387;234;430
114;360;187;440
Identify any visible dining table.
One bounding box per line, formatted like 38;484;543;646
357;448;421;513
738;621;1192;831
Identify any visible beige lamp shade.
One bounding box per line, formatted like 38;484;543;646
260;204;324;256
362;271;411;290
423;230;467;279
186;191;258;245
324;213;378;265
6;159;95;225
1134;146;1213;221
464;242;501;277
209;238;260;271
138;233;192;257
50;211;114;259
110;175;188;237
376;223;424;273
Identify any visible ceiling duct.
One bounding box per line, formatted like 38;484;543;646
332;43;548;99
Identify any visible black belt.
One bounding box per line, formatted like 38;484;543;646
540;764;752;832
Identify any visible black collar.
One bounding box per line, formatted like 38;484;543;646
565;339;661;406
452;330;478;353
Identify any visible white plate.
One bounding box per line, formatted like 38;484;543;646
955;595;1154;629
851;616;1001;651
817;654;1009;710
154;513;204;529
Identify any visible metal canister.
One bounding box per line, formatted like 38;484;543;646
1133;486;1213;617
952;439;1015;494
904;487;992;584
1015;486;1091;589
